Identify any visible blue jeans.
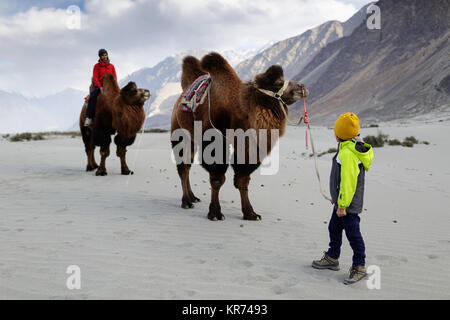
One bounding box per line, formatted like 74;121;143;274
327;207;365;266
86;87;100;118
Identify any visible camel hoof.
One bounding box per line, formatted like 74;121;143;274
243;213;262;221
95;168;107;176
86;164;99;171
182;202;194;209
208;212;225;221
121;169;134;175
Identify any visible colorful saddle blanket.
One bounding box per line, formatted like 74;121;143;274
181;74;211;112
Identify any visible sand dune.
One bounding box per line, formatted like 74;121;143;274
1;121;450;299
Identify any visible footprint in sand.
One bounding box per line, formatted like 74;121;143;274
234;260;254;268
184;256;206;265
271;277;300;295
263;267;280;280
184;290;197;297
427;254;439;260
305;242;318;251
438;240;450;246
437;240;450;253
374;255;408;266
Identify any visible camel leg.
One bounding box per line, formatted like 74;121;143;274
173;139;200;209
81;127;98;171
186;142;200;204
201;136;229;220
114;134;136;175
95;145;110;176
117;145;132;175
186;167;200;204
86;147;99;171
177;164;194;208
207;171;226;221
232;164;262;221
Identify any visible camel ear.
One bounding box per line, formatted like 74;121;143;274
264;65;284;83
255;65;284;87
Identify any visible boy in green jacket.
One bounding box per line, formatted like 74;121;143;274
312;112;374;284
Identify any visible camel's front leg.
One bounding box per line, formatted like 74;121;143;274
96;144;110;176
117;145;133;175
114;134;136;175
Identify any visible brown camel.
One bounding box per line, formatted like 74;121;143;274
79;74;150;176
170;52;308;221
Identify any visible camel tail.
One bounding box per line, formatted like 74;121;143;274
181;56;205;92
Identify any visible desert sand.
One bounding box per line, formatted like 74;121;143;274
1;120;450;299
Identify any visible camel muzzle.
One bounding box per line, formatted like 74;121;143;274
140;89;151;101
293;82;308;100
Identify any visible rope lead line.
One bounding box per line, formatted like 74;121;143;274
258;83;332;202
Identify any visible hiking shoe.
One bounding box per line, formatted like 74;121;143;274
343;265;367;285
84;117;92;127
312;252;340;271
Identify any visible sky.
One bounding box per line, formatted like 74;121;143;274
0;0;370;97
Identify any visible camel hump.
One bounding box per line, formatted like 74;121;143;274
104;73;115;81
181;56;205;91
102;73;120;95
200;52;233;75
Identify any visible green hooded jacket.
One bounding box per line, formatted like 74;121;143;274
329;139;374;214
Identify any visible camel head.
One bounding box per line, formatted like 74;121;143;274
254;65;308;106
120;81;151;107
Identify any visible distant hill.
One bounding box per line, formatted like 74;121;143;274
0;88;85;134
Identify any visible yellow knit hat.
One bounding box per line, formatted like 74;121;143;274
334;112;359;140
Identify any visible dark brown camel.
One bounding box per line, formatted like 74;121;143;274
79;74;150;176
170;52;308;221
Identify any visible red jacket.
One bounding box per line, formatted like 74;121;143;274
92;60;117;88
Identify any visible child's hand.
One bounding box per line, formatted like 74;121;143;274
337;208;347;217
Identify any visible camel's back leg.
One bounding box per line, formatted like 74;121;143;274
93;125;112;176
80;105;98;171
114;134;136;175
81;126;98;171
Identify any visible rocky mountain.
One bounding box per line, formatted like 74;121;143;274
235;5;369;82
0;88;85;134
292;0;450;124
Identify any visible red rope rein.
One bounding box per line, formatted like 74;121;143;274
302;86;310;149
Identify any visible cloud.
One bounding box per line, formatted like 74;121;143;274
0;0;364;96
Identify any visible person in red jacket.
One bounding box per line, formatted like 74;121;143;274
84;49;117;126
